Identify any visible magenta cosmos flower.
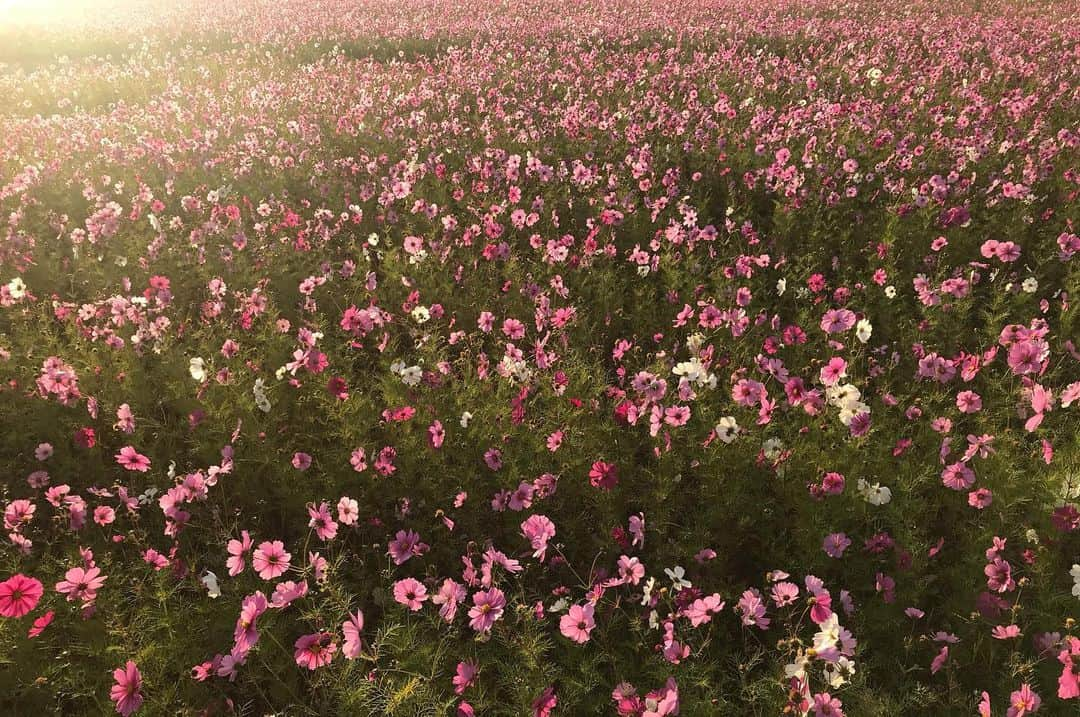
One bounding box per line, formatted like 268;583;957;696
559;603;596;644
467;587;506;632
588;461;618;491
55;566;107;604
109;661;143;716
0;573;44;617
252;540;291;580
115;446;151;472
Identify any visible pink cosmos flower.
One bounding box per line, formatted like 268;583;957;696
822;533;851;558
559;603;596;643
820;309;856;334
628;512;645;548
1007;339;1048;376
342;610;364;659
812;692;844;717
930;645;949;674
388;529;427;565
0;573;43;617
294;632;337;670
270;580;308;609
109;661;143;716
805;576;833;624
252;540;291;580
1059;636;1080;699
94;505;116;527
992;624;1022;640
432;578;467;622
453;660;478;695
233;591;268;654
337;496;359;525
985;558;1015;593
820;357;847;385
4;499;35;531
532;686;557;717
770;581;800;607
588;461;618;490
307;502;338;541
521;514;556;561
28;610;54;638
56;566;106;604
115;446;151;472
955;390;982;413
941;462;975;490
684;594;725;627
467;587;506;633
968;488;993;509
291;452;312;470
393;578;428;611
736;588;770;630
1006;684;1040;717
226;530;253;576
642;678;679;717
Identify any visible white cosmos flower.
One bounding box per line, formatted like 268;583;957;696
189;357;207;382
640;576;656;606
6;277;27;299
825;656;856;688
664;565;691;590
715;416;739;444
857;479;892;506
400;365;422;387
855;318;872;343
201;571;221;598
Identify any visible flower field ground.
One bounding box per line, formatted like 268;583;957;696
1;0;1079;714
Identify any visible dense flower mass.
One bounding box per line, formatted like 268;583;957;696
0;0;1078;713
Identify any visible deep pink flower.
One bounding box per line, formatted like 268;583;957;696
0;574;43;617
109;661;143;716
1006;684;1040;717
1058;637;1080;699
588;461;618;491
294;632;337;670
27;610;54;638
307;502;338;541
467;587;506;632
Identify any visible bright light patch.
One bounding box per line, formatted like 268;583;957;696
0;0;99;26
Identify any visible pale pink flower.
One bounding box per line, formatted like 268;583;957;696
342;610;364;659
560;603;596;643
393;578;428;611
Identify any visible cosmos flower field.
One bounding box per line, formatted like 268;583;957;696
1;0;1079;713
